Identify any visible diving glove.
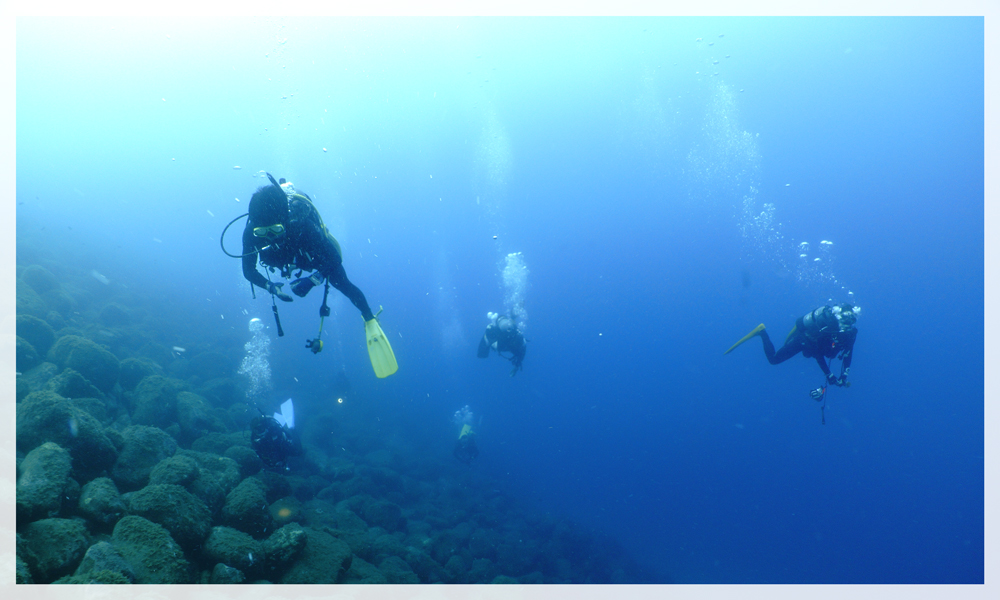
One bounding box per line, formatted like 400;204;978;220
810;387;825;400
290;273;323;297
826;372;838;386
268;282;293;302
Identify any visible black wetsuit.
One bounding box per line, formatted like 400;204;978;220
241;191;375;321
760;306;857;381
477;315;527;371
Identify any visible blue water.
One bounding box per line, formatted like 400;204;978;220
16;16;984;583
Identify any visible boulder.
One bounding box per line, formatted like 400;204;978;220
110;516;191;584
20;518;90;583
71;541;135;582
279;527;353;584
20;264;60;294
111;425;177;491
16;336;41;372
128;375;183;428
78;477;126;529
221;477;272;538
16;315;56;356
126;483;212;549
201;526;264;577
16;442;73;524
16;391;118;479
46;335;120;393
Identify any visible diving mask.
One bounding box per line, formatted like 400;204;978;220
253;223;285;238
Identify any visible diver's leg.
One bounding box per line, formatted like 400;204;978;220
325;262;375;321
761;330;800;365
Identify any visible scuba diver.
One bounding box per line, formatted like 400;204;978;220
725;304;860;396
477;311;527;376
250;399;301;471
453;423;479;465
222;173;397;378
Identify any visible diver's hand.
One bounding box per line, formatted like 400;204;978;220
826;372;838;386
268;282;293;302
836;376;848;387
809;387;825;400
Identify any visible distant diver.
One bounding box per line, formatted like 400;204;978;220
221;173;397;378
725;304;859;396
477;311;527;376
250;399;301;471
453;423;479;465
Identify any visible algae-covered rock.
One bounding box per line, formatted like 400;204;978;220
128;375;183;428
78;477;126;529
279;526;353;584
176;391;226;443
222;477;272;538
21;518;90;583
491;574;519;584
16;375;31;402
17;314;56;358
148;454;200;487
127;483;211;549
17;281;48;318
46;368;105;400
54;570;132;584
262;522;307;573
379;555;421;584
225;445;263;478
111;425;178;491
361;498;406;532
47;335;120;393
20;264;60;294
118;357;163;391
16;441;73;524
16;336;41;372
341;555;389;584
71;541;135;582
99;303;132;326
16;391;118;478
201;526;264;576
16;555;32;584
191;431;250;454
21;361;58;392
111;515;192;584
210;563;246;584
175;449;242;514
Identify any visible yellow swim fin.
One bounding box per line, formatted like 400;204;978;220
724;323;765;355
365;317;398;378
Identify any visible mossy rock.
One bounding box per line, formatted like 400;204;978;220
16;375;31;402
201;526;264;577
16;391;118;479
279;526;353;584
128;375;183;428
16;283;48;318
17;314;56;357
127;483;212;549
99;303;132;326
47;335;120;393
118;357;163;391
21;518;90;583
111;516;192;584
20;264;59;294
46;368;105;400
16;336;41;372
78;477;127;529
111;425;178;492
16;441;73;525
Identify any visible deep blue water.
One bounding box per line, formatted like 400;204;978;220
16;16;984;583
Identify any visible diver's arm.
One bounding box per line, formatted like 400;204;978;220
839;330;857;380
241;227;270;290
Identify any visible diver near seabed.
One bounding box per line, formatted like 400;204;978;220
452;405;479;465
477;311;527;376
250;399;301;471
221;173;397;378
724;304;859;403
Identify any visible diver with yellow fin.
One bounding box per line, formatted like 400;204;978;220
222;173;397;378
725;304;859;391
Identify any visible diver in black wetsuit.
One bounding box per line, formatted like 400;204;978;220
477;311;527;376
250;413;300;471
240;175;375;323
725;304;859;393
